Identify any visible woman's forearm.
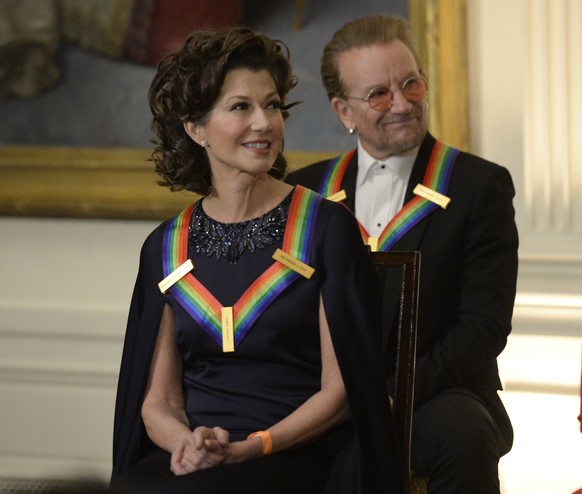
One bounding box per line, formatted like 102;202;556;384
265;385;349;453
142;399;192;453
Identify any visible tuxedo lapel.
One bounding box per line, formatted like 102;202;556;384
391;133;438;251
341;151;358;212
377;134;437;356
404;134;437;202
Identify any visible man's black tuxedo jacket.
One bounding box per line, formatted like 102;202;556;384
286;133;519;439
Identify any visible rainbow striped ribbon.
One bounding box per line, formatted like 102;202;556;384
161;185;322;349
318;149;355;198
318;140;459;251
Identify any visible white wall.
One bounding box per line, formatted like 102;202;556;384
468;1;582;492
0;1;581;490
0;217;157;479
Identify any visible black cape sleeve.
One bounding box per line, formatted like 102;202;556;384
318;202;403;493
111;224;167;479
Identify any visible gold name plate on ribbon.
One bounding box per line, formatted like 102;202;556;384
221;307;235;352
272;248;315;279
413;184;451;209
158;259;195;294
367;236;379;252
327;189;347;203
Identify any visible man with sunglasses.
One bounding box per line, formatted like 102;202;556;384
287;14;518;493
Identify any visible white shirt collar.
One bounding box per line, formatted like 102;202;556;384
355;141;419;189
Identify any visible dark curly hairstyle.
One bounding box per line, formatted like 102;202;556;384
148;26;297;195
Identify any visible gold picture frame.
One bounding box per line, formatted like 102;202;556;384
0;0;467;220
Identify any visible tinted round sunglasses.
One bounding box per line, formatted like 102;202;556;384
344;75;428;111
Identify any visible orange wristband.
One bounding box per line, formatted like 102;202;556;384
247;430;273;455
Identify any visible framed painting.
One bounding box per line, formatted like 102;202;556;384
0;0;467;220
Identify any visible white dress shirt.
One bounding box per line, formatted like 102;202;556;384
354;142;418;237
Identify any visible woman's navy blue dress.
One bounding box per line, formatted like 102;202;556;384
111;189;403;493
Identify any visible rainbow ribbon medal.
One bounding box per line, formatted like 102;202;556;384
318;141;459;251
318;149;355;202
161;185;322;351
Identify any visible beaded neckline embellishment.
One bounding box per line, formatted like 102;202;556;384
188;193;291;264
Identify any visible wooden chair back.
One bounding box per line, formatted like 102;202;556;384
370;251;422;493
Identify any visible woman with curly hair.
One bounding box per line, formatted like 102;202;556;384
110;26;401;494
